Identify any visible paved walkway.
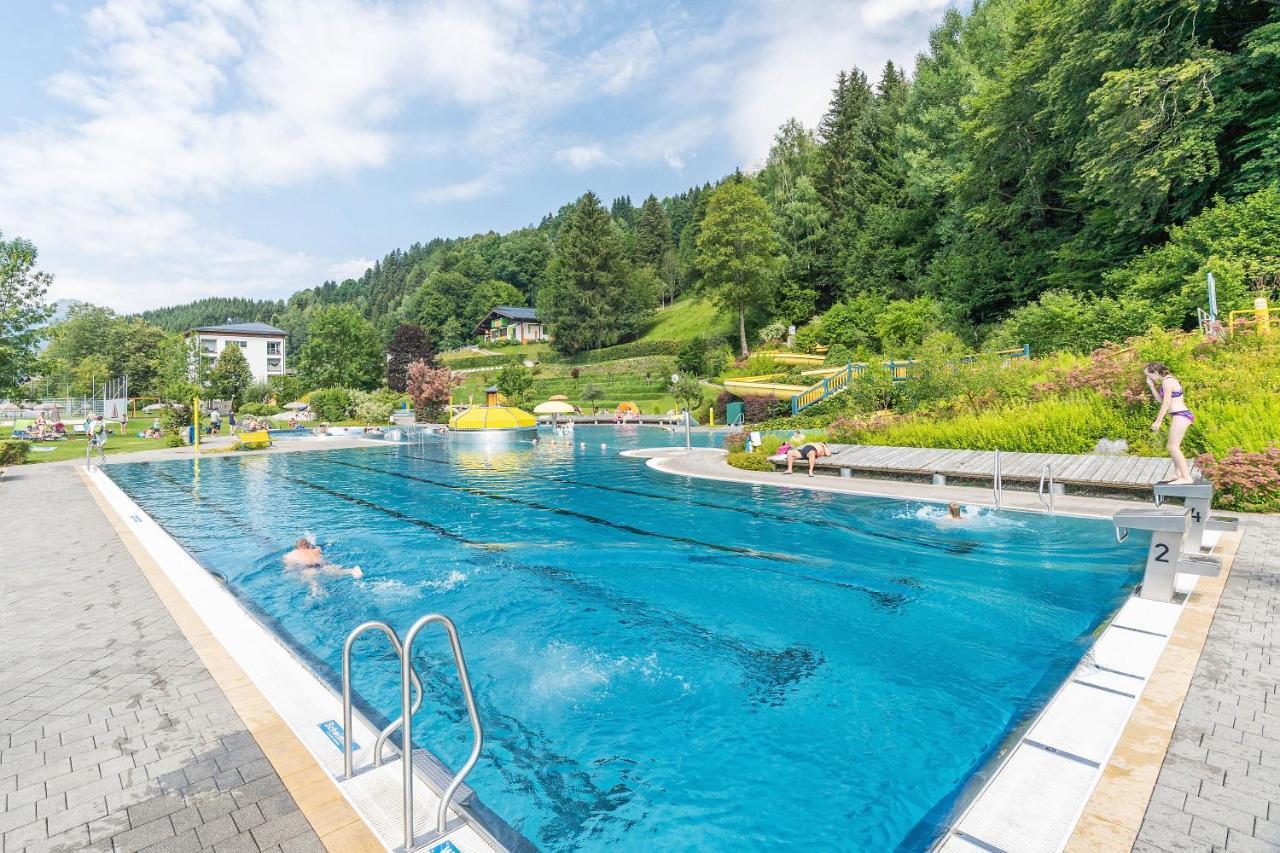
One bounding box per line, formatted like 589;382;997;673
0;463;323;853
1135;515;1280;853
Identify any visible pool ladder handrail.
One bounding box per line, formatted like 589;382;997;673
85;435;107;470
341;615;484;851
1037;462;1056;514
992;449;1003;509
341;621;425;777
403;615;483;847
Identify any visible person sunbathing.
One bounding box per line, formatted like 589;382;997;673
785;440;832;477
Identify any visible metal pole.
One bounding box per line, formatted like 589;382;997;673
683;409;691;449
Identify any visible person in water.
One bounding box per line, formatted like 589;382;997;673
284;538;363;592
946;502;963;521
1144;362;1196;485
785;440;832;477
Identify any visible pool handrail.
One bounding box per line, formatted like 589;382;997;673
401;613;483;848
992;449;1003;509
1037;461;1056;514
341;621;424;778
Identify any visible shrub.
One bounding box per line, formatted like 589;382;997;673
988;290;1160;354
570;367;580;379
713;390;735;423
563;339;683;364
1195;448;1280;512
757;321;789;345
842;393;1136;453
676;337;709;377
164;432;185;448
351;388;402;424
0;440;31;466
723;431;747;452
876;297;944;355
742;395;787;423
727;451;775;471
406;363;457;423
794;322;822;353
308;387;355;421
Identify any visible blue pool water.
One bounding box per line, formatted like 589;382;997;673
106;428;1147;851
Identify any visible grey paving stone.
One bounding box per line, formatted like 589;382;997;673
1137;516;1280;850
0;465;323;853
250;810;314;848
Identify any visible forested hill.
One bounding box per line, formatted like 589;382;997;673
136;0;1280;352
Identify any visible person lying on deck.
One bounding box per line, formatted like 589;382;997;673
283;538;363;593
785;441;832;477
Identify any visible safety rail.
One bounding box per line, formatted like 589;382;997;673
402;614;482;847
789;344;1031;415
340;614;483;851
992;450;1003;509
1037;462;1056;514
85;435;107;470
342;622;424;778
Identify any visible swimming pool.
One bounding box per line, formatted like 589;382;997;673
105;427;1148;851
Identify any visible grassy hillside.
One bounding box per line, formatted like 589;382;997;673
452;355;685;415
637;296;733;342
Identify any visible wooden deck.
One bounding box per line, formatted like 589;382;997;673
776;444;1184;491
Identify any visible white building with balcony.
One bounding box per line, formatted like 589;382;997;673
190;322;287;383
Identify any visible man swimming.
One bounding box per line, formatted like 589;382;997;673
284;538;363;592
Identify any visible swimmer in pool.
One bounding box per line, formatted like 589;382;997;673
284;538;363;593
943;502;963;521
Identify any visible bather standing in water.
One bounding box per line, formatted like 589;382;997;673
284;538;362;593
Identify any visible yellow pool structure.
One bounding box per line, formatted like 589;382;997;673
449;387;538;440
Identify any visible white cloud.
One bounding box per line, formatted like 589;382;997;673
555;144;613;172
0;0;554;312
725;0;953;166
417;175;504;203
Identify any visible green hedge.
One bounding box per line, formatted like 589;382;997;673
727;451;775;471
447;355;514;370
0;440;32;466
561;340;683;364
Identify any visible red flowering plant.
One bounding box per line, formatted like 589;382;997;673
826;412;898;444
1195;447;1280;512
1033;343;1148;405
406;361;459;424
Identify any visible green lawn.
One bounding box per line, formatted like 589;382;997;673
637;296;734;342
2;416;172;464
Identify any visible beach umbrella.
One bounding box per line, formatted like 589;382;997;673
548;394;570;401
533;401;575;415
617;401;640;414
283;401;307;410
142;403;167;412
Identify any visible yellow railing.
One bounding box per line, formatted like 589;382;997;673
1228;304;1274;337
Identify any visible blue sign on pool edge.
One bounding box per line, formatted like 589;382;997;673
318;719;358;752
429;842;462;853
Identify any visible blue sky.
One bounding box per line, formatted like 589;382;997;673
0;0;955;313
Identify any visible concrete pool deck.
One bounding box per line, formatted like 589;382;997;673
0;462;378;852
4;439;1278;852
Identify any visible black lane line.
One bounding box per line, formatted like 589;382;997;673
317;456;910;609
273;469;827;664
134;469;628;838
397;450;988;558
323;457;799;562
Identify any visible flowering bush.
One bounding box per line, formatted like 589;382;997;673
406;361;459;423
1033;342;1147;404
723;431;747;452
1195;448;1280;512
827;412;897;443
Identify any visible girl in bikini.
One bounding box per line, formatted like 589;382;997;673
1144;362;1195;485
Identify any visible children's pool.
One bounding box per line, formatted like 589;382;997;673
106;427;1147;851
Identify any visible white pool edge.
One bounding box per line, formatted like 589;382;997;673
87;466;517;853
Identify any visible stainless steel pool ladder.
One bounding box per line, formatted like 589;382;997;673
85;436;106;470
341;616;484;851
992;450;1003;509
1037;462;1056;514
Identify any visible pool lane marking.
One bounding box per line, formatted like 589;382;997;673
321;457;799;562
313;457;912;606
397;451;1104;563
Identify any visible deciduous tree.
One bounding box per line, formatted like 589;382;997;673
695;182;780;357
